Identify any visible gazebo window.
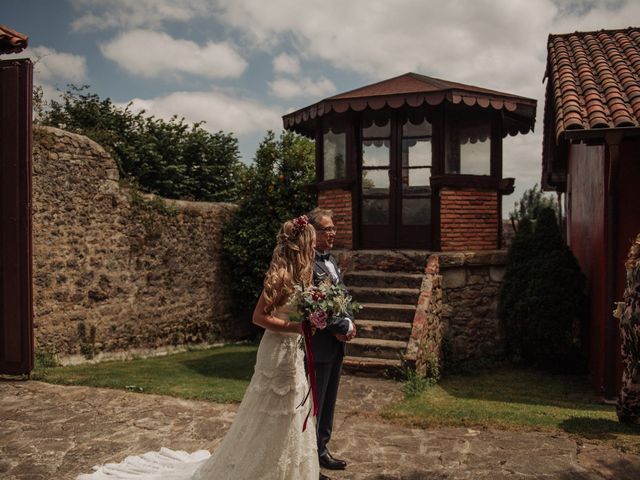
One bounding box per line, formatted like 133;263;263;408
361;112;391;224
322;120;347;180
401;113;432;225
445;109;491;176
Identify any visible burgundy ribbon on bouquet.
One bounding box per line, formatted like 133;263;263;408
300;320;319;431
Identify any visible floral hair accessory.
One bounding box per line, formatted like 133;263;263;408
291;215;309;237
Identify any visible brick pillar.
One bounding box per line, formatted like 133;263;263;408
440;187;498;251
318;188;352;249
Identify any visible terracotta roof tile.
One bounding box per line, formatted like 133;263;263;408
545;27;640;139
0;24;28;55
542;27;640;190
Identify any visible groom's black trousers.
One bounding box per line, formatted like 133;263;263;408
314;354;343;457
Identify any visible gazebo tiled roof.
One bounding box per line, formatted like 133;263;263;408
0;25;28;55
542;27;640;189
283;72;536;138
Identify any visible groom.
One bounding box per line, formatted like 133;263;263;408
308;208;356;476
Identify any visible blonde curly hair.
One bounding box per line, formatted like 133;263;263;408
263;217;316;313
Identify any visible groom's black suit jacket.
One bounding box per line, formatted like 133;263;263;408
311;254;353;363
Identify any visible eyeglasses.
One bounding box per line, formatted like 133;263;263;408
318;226;337;233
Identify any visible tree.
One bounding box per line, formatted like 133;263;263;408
499;207;586;370
41;85;244;202
499;217;534;360
223;131;316;313
509;183;558;232
523;208;585;368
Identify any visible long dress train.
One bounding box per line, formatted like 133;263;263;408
77;309;319;480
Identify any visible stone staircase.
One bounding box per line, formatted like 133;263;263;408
338;251;427;376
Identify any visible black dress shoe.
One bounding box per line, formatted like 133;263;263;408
319;452;347;470
319;474;332;480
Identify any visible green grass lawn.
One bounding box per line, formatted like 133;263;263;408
34;347;639;453
33;344;258;403
385;367;640;454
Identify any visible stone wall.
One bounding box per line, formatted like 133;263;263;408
406;255;444;377
438;251;506;367
616;232;640;423
407;250;507;372
32;126;238;358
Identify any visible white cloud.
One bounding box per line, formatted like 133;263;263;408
503;131;546;211
212;0;637;211
37;83;65;104
100;29;247;79
66;0;639;206
214;0;555;96
269;76;335;99
122;90;282;137
212;0;637;108
273;53;300;75
71;0;211;31
551;0;640;35
3;46;87;114
6;46;88;84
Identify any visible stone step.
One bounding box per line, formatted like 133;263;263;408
335;249;428;273
360;302;416;323
342;355;403;377
356;319;412;341
349;286;420;305
344;270;424;289
345;337;407;360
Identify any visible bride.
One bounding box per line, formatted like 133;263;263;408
78;216;322;480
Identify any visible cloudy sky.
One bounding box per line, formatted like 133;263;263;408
4;0;638;213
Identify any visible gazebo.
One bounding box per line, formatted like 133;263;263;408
283;72;536;251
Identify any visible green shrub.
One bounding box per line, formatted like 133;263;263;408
525;208;586;368
41;85;244;202
34;347;59;369
402;367;431;398
499;217;535;361
223;131;316;312
399;351;439;398
77;322;96;359
499;207;586;370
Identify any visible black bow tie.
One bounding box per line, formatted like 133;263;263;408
316;252;330;261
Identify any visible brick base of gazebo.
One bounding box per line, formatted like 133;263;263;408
318;188;353;249
318;187;500;252
440;187;499;251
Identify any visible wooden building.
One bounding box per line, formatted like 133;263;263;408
283;73;536;251
0;24;33;375
542;27;640;397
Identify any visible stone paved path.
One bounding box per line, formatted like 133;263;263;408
1;375;639;479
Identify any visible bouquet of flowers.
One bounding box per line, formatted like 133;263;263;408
288;280;362;330
287;280;362;432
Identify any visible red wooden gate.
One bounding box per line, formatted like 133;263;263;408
0;58;33;375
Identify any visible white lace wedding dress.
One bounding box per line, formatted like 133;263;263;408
78;307;319;480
